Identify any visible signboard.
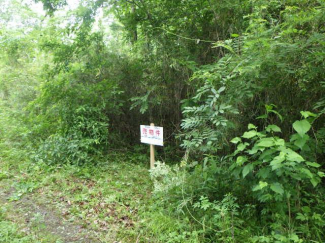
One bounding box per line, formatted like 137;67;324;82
140;125;163;146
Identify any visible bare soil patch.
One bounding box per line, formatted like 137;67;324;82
0;187;101;243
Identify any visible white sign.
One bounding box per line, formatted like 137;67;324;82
140;125;163;146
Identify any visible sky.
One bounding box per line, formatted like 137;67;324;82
1;0;115;42
27;0;45;15
1;0;82;29
28;0;81;15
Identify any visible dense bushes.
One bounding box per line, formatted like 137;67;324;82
0;0;324;242
151;116;324;242
149;1;325;242
33;104;108;165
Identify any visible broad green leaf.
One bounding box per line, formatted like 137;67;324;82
300;111;317;118
217;86;226;93
252;181;268;191
266;125;281;133
290;234;299;242
242;130;258;139
270;183;284;195
274;138;285;146
257;138;274;147
237;142;248;152
248;124;257;130
248;145;259;155
317;171;325;177
270;152;285;170
300;168;313;178
306;162;321;168
259;149;276;161
252;184;261;191
285;148;304;162
294;134;309;149
230;137;241;144
236;156;247;166
293;120;311;137
242;164;254;178
290;133;300;142
310;177;320;187
257;167;271;179
259;181;268;189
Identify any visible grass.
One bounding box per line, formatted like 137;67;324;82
35;156;153;242
0;105;188;242
0;207;35;243
0;145;157;242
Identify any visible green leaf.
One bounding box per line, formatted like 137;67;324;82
290;234;299;242
270;183;284;195
259;149;276;161
242;130;258;139
217;86;226;93
259;181;268;189
300;111;317;118
266;125;281;133
296;213;307;221
242;164;254;178
248;145;259;155
300;168;313;178
274;138;285;146
310;177;320;187
248;124;257;130
257;114;268;120
270;152;285;170
306;162;321;168
268;109;283;122
290;133;300;142
285;148;304;162
257;167;271;179
302;206;311;213
317;171;325;177
237;142;248;152
230;137;241;144
294;134;309;149
257;138;274;147
213;42;235;54
293;120;311;137
252;184;260;191
236;156;247;166
252;181;268;191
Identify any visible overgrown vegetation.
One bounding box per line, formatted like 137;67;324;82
0;0;324;242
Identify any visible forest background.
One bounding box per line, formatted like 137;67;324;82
0;0;324;242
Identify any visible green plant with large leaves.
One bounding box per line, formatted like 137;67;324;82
231;112;324;241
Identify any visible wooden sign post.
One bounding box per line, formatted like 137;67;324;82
140;123;164;169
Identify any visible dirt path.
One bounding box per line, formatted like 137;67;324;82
0;159;150;243
0;187;101;243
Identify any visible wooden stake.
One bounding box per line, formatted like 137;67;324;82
150;123;155;169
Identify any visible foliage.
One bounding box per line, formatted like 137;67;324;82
150;117;324;242
180;54;247;154
182;0;325;155
0;0;324;242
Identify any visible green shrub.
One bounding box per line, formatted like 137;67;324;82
33;105;108;165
